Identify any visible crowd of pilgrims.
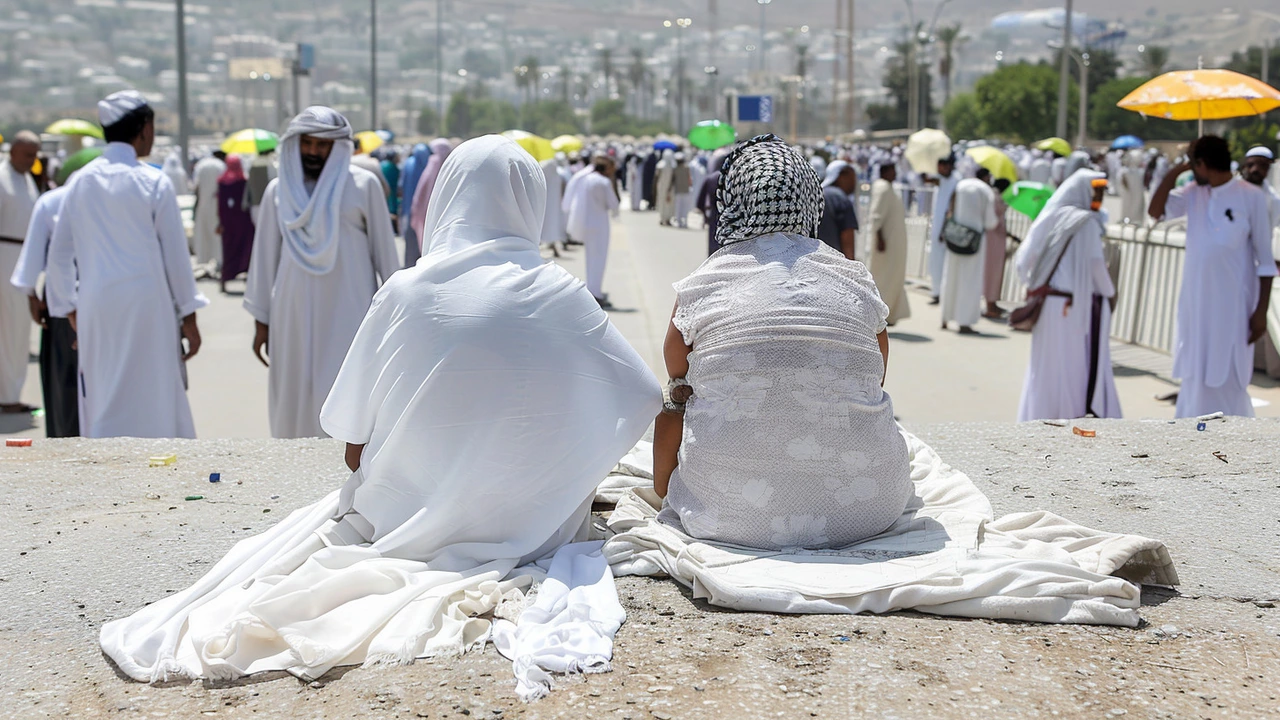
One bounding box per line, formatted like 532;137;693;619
1;88;1267;695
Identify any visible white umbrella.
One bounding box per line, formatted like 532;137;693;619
904;128;953;174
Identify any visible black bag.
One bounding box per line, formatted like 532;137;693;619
940;188;982;255
942;217;982;255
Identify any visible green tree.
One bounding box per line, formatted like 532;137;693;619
1088;76;1196;142
935;23;966;108
941;92;982;140
972;61;1076;143
417;106;441;136
1052;48;1122;89
523;100;582;137
461;48;501;80
1226;122;1280;160
866;36;934;131
627;48;651;118
589;99;673;136
1226;43;1280;80
1137;45;1169;77
445;86;518;138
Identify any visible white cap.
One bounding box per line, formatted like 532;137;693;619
1245;146;1274;160
98;90;148;127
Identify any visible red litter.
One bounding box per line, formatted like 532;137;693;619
6;438;32;447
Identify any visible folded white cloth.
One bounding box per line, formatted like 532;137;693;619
603;430;1177;626
594;440;654;505
492;542;625;701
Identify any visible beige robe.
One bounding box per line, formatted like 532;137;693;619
867;178;911;325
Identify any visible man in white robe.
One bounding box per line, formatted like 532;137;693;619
940;169;998;333
539;157;565;255
191;150;225;275
46;91;209;438
926;154;959;304
244;106;400;439
655;150;676;225
1118;150;1147;225
1016;171;1122;421
867;163;911;326
1149;135;1276;418
1240;146;1280;377
564;158;619;306
0;131;40;413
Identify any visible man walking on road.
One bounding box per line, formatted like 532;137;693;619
564;156;619;307
47;91;209;438
941;169;998;334
0;131;39;414
243;106;399;439
867;163;911;326
1149;135;1275;418
926;154;959;304
1239;146;1280;376
191;149;225;277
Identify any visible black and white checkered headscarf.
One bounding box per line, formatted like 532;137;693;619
715;134;823;246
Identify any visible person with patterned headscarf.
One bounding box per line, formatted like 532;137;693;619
243;106;400;438
651;135;912;551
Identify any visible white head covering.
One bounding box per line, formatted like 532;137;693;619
276;106;355;275
822;160;851;188
1246;146;1274;160
98;90;148;127
421;135;546;263
1015;170;1106;309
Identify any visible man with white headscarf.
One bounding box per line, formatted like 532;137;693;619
925;154;960;303
0;130;40;413
539;156;566;256
46;91;209;438
1015;171;1121;421
191;150;225;275
244;106;400;438
655;150;676;225
100;135;661;701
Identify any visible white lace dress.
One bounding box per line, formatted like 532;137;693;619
659;233;912;550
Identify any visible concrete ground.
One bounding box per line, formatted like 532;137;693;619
2;208;1278;718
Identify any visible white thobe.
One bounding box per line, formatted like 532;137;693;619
1163;179;1277;417
655;163;675;223
1119;167;1146;225
1028;159;1052;185
940;179;998;328
0;162;38;404
1018;217;1122;421
243;168;400;439
191;156;225;267
11;186;69;306
539;159;565;245
564;173;618;298
627;160;642;211
1258;184;1280;373
560;166;593;240
927;174;960;296
46;143;209;438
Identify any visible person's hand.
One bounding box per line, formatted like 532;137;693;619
876;236;886;253
1169;161;1191;177
67;310;76;332
1249;309;1268;345
252;320;270;367
26;294;46;327
181;313;201;361
215;225;222;235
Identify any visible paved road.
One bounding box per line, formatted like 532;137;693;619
3;207;1277;439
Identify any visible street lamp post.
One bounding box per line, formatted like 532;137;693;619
1050;41;1090;147
665;17;693;132
370;0;378;131
175;0;189;171
1056;0;1073;139
436;0;443;125
758;0;771;76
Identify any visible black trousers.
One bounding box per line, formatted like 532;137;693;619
39;316;79;437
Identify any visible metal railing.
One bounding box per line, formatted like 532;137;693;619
880;182;1188;355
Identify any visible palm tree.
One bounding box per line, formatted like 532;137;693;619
598;47;615;97
1139;45;1169;77
628;48;649;118
935;23;965;108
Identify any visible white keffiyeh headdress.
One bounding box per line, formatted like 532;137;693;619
276;106;355;275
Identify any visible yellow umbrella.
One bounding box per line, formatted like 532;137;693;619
904;128;952;174
354;130;384;154
1034;137;1072;157
501;130;555;162
550;134;583;153
1117;69;1280;121
964;146;1018;184
220;128;279;155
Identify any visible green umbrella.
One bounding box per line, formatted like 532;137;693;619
1003;181;1054;220
45;118;104;139
56;147;104;185
688;120;737;150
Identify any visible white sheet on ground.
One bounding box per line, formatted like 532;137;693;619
603;430;1177;627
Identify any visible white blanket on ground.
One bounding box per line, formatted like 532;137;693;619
603;431;1178;627
594;440;655;505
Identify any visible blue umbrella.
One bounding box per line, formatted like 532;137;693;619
1111;135;1144;150
653;139;679;151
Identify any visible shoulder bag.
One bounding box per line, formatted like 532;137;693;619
1008;236;1075;332
941;188;982;256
